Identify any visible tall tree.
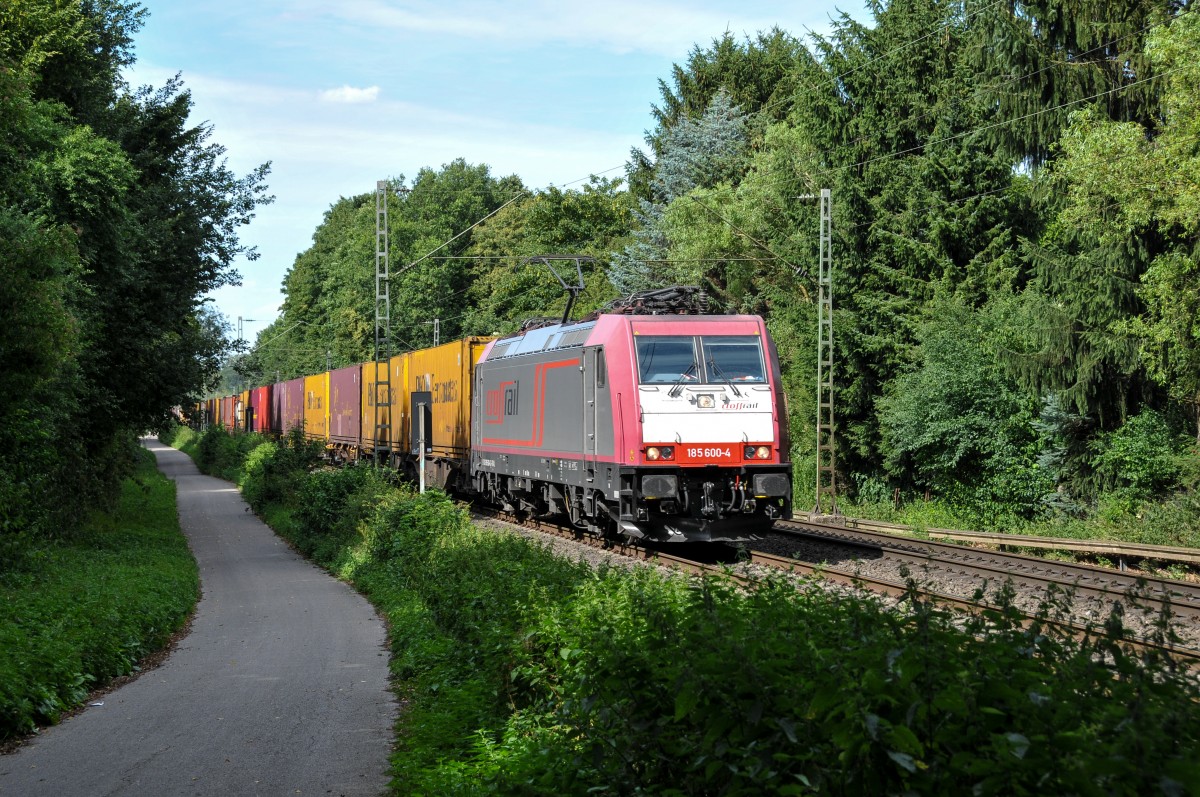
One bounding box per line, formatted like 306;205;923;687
1044;12;1200;439
714;0;1032;478
251;161;524;380
628;28;810;200
966;0;1186;433
462;177;633;334
611;88;751;295
0;0;269;541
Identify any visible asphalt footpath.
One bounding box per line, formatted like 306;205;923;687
0;438;396;796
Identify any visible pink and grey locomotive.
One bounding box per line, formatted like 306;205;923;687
470;304;793;542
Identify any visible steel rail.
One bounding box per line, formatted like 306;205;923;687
748;548;1200;666
779;519;1200;620
796;512;1200;566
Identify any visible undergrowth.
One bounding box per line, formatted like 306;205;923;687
0;445;198;739
177;425;1200;794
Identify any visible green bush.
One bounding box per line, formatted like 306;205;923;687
489;576;1199;795
1093;410;1187;498
240;430;322;513
187;426;275;483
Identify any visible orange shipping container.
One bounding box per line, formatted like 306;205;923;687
238;390;250;432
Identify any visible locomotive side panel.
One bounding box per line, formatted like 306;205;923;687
473;346;608;500
476;352;585;459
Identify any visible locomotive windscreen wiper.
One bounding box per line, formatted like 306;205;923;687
706;357;742;397
668;361;698;397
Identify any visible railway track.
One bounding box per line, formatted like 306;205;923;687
474;507;1200;665
770;518;1200;621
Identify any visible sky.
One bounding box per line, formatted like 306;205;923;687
122;1;869;342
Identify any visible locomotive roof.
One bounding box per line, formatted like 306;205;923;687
486;311;765;361
487;319;597;360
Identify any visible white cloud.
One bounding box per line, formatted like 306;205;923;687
308;0;835;57
319;85;382;103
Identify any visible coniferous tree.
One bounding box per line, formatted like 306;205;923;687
610;88;750;295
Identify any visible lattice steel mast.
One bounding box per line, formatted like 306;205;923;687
814;188;838;515
373;181;392;467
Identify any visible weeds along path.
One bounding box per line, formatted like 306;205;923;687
0;438;394;796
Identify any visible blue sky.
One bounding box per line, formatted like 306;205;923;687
123;1;868;339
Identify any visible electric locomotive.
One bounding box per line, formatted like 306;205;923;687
471;288;793;542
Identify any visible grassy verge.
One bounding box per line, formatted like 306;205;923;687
0;445;199;740
175;425;1200;794
159;422;199;460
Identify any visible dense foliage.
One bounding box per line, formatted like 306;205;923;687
184;426;1200;795
0;448;198;739
242;0;1197;530
0;0;268;547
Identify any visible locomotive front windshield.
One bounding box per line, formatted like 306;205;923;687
636;335;767;384
701;337;767;382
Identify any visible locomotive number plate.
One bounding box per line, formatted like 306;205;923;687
683;446;734;462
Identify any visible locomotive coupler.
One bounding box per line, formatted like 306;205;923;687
701;481;717;517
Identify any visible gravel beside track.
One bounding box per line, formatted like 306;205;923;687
750;529;1200;651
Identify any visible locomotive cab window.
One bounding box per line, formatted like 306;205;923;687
636;335;766;385
596;348;606;387
635;336;698;384
701;336;767;383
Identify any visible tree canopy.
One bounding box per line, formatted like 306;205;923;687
0;0;270;545
241;0;1197;528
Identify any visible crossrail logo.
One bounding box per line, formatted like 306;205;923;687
485;381;518;424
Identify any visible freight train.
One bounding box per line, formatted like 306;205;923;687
196;289;793;542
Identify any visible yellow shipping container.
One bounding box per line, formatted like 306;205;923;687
406;337;492;461
303;372;330;442
360;352;408;454
238;390;250;432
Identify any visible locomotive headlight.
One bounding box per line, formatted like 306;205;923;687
697;394;715;409
646;446;674;462
756;446;771;460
